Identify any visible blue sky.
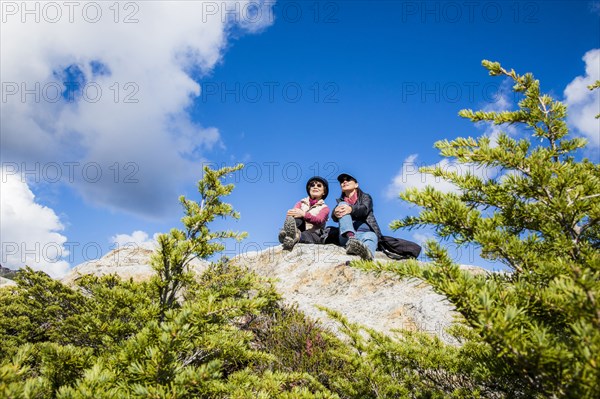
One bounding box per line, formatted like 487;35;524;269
1;0;599;277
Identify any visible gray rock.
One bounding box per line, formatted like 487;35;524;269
0;264;17;280
62;247;209;284
61;243;486;345
0;276;17;288
233;244;480;344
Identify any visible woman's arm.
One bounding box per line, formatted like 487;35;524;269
286;200;306;218
304;205;330;225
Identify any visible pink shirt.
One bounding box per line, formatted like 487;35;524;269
343;192;358;206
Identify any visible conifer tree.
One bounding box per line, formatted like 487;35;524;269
0;165;359;398
149;164;247;320
360;61;600;398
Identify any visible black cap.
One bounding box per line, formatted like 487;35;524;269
337;173;357;183
306;176;329;199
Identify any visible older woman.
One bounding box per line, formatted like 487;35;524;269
279;176;330;250
331;173;381;260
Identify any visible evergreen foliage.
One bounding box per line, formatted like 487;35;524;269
150;164;248;320
2;164;459;398
1;67;597;399
0;165;341;398
357;61;600;398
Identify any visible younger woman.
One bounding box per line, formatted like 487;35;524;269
331;173;381;260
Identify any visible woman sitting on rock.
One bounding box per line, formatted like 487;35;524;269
331;173;381;260
279;176;330;251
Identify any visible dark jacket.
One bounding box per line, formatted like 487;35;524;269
332;189;382;238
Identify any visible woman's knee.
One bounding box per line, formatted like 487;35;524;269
362;232;378;243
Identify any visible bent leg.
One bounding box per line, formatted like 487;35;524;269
337;202;356;247
338;214;356;247
355;231;378;258
295;217;306;231
300;230;322;244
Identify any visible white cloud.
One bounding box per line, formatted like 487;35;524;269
0;168;70;278
1;1;275;217
386;79;519;199
412;232;434;246
386;155;457;197
482;79;513;113
564;49;600;147
480;78;519;146
386;154;498;198
110;230;158;251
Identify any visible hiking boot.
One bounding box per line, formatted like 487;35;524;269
282;216;300;250
346;238;373;260
278;229;286;244
283;216;298;238
282;235;299;251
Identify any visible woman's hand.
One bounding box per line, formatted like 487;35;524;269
334;204;352;218
286;208;306;218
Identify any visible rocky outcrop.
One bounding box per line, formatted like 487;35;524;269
0;276;17;288
61;244;486;344
0;264;17;288
234;244;473;344
0;265;17;280
62;247;209;284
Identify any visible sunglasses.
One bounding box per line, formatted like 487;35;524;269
339;177;354;183
309;182;324;188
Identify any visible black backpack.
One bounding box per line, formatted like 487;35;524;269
322;226;421;260
377;235;421;260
